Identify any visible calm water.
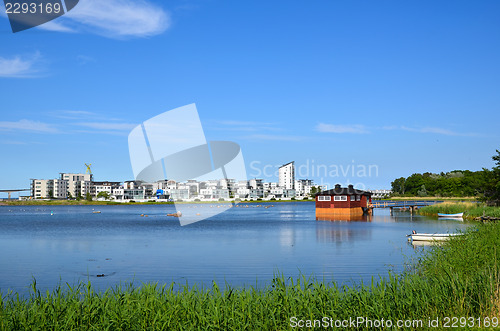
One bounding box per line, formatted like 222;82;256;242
0;202;469;295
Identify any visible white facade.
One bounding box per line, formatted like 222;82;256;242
60;173;93;198
32;179;68;199
279;162;295;190
295;179;313;196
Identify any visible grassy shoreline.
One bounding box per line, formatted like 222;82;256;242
1;224;500;329
418;202;500;219
385;196;477;201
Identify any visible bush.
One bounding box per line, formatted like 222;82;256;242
194;199;201;202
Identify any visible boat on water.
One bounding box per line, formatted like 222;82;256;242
438;212;463;218
407;231;462;242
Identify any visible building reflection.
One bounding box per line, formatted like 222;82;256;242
316;214;372;222
315;217;372;243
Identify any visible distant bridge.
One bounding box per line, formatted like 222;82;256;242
0;189;30;200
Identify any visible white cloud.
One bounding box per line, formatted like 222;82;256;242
0;53;41;78
76;122;138;131
0;120;58;133
38;21;76;33
243;134;306;142
383;125;474;136
316;123;369;134
43;0;171;38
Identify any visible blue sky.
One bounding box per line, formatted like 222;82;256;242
1;0;500;196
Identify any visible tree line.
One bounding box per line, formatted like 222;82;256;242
391;149;500;202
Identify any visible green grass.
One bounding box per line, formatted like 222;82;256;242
419;202;500;219
1;224;500;330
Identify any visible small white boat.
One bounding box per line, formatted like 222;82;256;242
438;212;463;218
407;232;462;242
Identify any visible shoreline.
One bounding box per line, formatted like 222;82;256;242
0;199;315;206
418;201;500;220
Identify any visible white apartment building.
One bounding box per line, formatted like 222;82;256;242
32;179;68;199
279;162;295;190
93;181;121;198
295;179;313;196
249;179;263;189
60;173;93;198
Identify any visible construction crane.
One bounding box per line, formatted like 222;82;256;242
85;163;92;174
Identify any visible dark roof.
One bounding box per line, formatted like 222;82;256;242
316;184;371;197
280;161;294;168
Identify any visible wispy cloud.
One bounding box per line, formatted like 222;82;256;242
48;110;98;120
76;122;138;131
383;125;475;136
0;53;42;78
242;134;306;142
211;119;282;132
316;123;369;134
35;0;170;38
0;120;58;133
38;21;76;33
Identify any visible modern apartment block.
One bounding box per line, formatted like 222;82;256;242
60;173;93;198
31;179;68;199
279;161;295;190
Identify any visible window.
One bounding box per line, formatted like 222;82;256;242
334;195;347;201
356;195;361;201
350;196;356;201
318;195;331;201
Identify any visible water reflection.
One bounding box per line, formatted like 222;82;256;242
316;214;372;222
316;223;372;243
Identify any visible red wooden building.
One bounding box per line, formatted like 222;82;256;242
315;184;372;218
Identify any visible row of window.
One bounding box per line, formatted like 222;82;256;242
318;195;362;202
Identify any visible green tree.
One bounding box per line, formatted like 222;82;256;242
86;192;93;202
485;149;500;203
97;191;110;200
417;185;428;197
391;177;406;195
48;190;53;199
67;191;73;200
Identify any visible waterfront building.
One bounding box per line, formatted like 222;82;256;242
367;189;392;199
249;189;264;199
31;179;68;199
236;188;250;198
249;178;263;190
93;181;121;198
315;184;372;218
60;173;93;198
295;179;313;196
170;189;190;200
279;162;295;190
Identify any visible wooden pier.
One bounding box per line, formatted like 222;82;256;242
371;200;442;214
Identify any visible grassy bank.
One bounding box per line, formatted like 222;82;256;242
418;202;500;219
386;196;477;201
1;224;500;330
